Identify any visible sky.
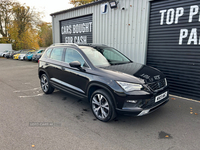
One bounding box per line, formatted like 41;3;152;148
16;0;74;22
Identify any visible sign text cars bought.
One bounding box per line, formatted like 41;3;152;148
60;15;93;44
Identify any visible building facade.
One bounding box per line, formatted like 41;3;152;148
51;0;200;100
51;0;150;64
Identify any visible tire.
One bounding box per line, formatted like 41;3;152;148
90;89;116;122
40;74;54;94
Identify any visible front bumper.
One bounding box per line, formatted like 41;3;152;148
115;88;169;116
19;56;23;60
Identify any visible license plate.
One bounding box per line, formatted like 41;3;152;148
155;91;168;103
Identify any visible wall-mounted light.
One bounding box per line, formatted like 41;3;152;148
109;1;117;9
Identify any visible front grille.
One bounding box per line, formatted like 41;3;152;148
147;78;166;92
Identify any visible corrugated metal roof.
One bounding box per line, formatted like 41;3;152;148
50;0;110;16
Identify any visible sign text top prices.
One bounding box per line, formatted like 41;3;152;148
160;5;200;25
159;5;200;45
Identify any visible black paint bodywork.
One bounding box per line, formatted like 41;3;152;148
38;44;169;116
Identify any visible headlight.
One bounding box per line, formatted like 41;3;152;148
116;81;143;92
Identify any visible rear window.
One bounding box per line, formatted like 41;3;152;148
50;48;64;61
45;49;52;58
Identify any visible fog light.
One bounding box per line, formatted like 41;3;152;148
137;109;150;116
127;100;138;104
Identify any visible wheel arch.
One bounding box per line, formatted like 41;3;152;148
87;82;117;108
38;69;49;79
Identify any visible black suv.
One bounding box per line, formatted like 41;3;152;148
38;43;169;122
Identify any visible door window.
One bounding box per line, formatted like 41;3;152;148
65;48;85;67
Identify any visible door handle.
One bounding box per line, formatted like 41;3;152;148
45;63;49;65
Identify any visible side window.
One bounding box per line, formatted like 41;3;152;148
65;48;85;67
45;49;52;58
50;48;64;61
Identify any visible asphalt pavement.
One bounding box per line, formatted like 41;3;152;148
0;57;199;150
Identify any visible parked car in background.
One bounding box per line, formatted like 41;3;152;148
26;49;44;61
13;53;21;60
0;50;9;57
18;50;35;60
10;50;23;59
25;52;34;61
32;49;44;62
5;50;14;59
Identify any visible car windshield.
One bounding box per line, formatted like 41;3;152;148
80;46;131;67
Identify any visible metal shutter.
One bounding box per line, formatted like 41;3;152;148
147;0;200;100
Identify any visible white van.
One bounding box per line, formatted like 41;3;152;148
0;44;13;57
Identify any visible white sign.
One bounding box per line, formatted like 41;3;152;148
101;3;108;14
61;22;92;44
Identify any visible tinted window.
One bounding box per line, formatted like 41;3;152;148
50;48;64;61
65;48;85;67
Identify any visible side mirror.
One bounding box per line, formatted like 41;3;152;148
69;61;85;71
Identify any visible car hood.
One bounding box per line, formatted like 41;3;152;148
100;62;165;84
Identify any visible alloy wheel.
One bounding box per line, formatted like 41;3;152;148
92;94;110;119
41;75;49;92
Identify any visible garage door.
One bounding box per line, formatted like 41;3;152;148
147;0;200;100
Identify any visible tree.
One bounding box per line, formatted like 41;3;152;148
0;0;43;50
10;2;40;49
69;0;96;7
8;21;39;50
38;22;53;47
0;0;15;42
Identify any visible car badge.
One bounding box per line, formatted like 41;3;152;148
154;75;160;80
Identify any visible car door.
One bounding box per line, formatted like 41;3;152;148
45;47;65;83
59;48;90;97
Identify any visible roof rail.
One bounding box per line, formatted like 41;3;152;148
78;43;108;47
50;43;79;47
